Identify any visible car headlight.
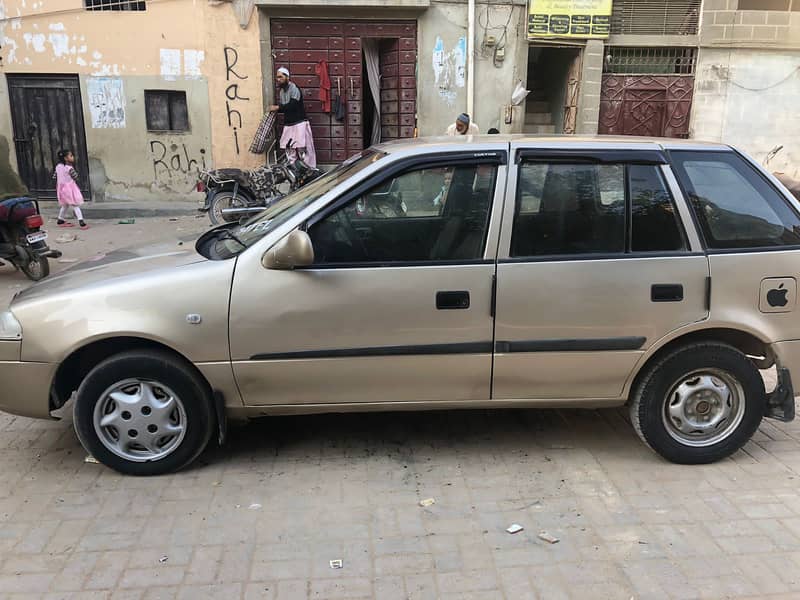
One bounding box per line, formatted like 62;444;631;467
0;311;22;340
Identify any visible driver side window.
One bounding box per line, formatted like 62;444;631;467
308;163;497;264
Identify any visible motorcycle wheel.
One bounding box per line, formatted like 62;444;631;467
21;253;50;281
208;191;249;226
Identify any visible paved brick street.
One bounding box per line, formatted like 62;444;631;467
1;217;800;599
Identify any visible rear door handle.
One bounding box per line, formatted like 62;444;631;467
651;284;684;302
436;290;470;310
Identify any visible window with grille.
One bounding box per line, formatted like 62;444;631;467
85;0;146;11
611;0;700;35
605;47;697;75
145;91;189;132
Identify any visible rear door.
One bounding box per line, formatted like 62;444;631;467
492;145;709;400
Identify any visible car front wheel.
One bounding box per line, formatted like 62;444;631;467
630;342;766;464
73;350;215;476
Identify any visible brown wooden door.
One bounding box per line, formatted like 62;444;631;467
599;75;694;138
7;75;90;199
271;19;417;163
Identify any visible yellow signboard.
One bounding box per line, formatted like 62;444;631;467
528;0;613;39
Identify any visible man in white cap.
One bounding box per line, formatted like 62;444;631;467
269;67;317;167
446;113;480;136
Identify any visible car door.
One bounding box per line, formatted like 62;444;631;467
492;144;709;400
228;150;507;407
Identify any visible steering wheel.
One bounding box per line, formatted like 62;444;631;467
340;207;370;260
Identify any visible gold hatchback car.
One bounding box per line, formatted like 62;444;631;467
1;136;797;475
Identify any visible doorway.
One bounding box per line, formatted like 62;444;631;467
7;74;90;199
270;19;417;164
524;46;582;135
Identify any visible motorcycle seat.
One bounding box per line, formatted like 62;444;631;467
0;197;37;224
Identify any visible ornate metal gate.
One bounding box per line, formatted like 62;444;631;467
599;75;694;138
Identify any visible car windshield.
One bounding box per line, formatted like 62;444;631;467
236;149;386;244
203;149;386;257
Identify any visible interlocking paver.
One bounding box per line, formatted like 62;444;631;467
0;387;799;598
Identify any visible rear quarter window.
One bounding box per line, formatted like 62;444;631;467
670;150;800;249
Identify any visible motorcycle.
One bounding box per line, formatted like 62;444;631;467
0;197;61;281
196;141;322;225
765;145;800;201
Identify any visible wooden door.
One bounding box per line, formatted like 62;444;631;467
271;19;417;163
7;75;90;199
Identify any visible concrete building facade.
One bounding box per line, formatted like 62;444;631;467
0;0;798;202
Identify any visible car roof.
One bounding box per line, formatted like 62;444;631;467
374;134;731;154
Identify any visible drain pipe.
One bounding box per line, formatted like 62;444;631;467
467;0;475;118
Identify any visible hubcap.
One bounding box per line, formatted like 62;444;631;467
93;379;187;462
662;369;745;447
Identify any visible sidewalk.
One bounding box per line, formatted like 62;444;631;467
40;200;201;220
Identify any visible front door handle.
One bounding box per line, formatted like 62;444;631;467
436;290;470;310
651;284;684;302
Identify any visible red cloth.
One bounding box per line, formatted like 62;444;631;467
315;60;332;114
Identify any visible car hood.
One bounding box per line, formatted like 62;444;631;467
12;238;207;305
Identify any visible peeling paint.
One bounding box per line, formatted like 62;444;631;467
184;49;205;79
160;48;181;80
23;32;46;53
48;33;70;57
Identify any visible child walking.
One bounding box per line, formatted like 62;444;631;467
53;149;88;229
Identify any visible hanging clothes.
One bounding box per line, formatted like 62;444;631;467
315;60;332;114
332;76;346;122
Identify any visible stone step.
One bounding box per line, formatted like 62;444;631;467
525;112;553;125
526;100;550;113
523;124;557;135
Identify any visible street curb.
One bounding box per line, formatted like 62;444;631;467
41;202;201;220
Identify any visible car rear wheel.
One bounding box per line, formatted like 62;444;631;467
630;342;765;464
73;350;215;476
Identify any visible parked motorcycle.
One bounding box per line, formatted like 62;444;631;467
0;197;61;281
196;142;322;225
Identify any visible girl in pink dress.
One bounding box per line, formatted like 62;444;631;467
54;149;88;229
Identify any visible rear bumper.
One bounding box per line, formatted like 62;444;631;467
0;360;58;419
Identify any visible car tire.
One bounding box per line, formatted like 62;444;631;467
73;350;215;476
630;342;765;464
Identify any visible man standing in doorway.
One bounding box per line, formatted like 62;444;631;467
269;67;317;167
446;113;480;136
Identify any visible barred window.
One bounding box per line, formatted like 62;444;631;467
85;0;146;11
145;91;189;132
611;0;700;35
605;47;697;75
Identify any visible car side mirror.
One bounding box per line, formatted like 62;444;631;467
262;229;314;270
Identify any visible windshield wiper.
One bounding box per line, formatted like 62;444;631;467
215;228;247;250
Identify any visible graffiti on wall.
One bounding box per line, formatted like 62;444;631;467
87;77;126;129
149;141;207;181
432;36;466;107
224;46;250;155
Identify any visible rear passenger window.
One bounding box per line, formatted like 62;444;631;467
511;161;686;257
630;165;685;252
670;150;800;249
511;163;625;256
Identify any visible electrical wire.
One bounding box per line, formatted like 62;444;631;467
712;63;800;92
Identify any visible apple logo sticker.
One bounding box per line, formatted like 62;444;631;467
767;283;789;308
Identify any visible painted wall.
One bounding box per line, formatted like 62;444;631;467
690;48;800;178
0;0;263;201
417;0;529;136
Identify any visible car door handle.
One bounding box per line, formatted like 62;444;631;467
651;284;684;302
436;290;470;310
